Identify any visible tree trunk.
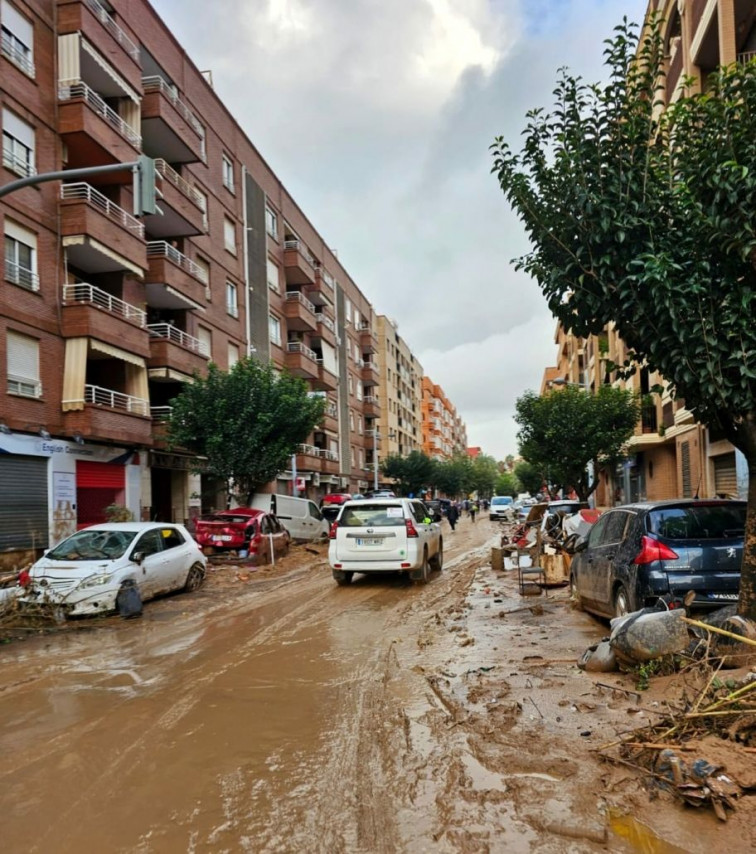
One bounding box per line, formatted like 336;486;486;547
740;465;756;621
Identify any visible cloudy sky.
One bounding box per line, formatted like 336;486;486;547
152;0;648;460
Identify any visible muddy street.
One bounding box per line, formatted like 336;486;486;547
1;516;754;853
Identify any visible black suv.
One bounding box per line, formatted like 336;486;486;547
570;499;745;618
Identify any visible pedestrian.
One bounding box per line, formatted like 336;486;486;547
447;503;459;531
470;502;478;523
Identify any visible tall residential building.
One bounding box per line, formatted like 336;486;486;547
421;377;467;460
0;0;381;561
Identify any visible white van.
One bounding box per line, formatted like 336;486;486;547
251;494;328;542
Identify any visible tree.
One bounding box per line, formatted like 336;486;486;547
432;454;472;498
491;18;756;617
167;358;325;504
514;386;640;501
470;454;499;498
494;472;519;497
513;460;544;498
381;451;436;496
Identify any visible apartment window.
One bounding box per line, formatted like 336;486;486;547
359;449;364;469
226;280;238;318
6;330;41;398
348;374;353;395
267;258;280;293
351;447;356;467
223;216;236;254
344;297;352;324
196;255;211;300
265;207;278;239
1;1;34;77
358;415;363;434
198;326;212;359
4;219;38;291
356;382;363;401
222;153;234;192
228;342;240;369
2;108;34;177
349;411;355;432
269;314;281;346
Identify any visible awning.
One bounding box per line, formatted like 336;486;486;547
90;339;146;368
81;37;140;103
61;337;87;411
145;282;205;311
62;235;144;278
148;367;194;383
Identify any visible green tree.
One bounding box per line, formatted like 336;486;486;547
470;454;499;498
167;358;324;504
492;17;756;617
381;451;436;496
494;472;519;497
513;460;544;498
515;386;639;502
432;454;471;498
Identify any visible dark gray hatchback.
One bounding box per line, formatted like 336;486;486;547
570;499;745;618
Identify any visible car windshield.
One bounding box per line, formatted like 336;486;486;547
200;513;252;524
648;505;746;540
492;497;512;505
46;529;139;561
340;504;406;527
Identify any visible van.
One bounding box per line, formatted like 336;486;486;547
251;494;328;542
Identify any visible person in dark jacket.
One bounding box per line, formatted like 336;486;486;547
447;503;459;531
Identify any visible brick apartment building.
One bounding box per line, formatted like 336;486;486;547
421;376;467;460
0;0;387;558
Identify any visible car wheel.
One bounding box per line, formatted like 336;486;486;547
412;549;430;584
613;585;631;618
569;573;583;610
184;563;205;592
333;570;353;586
430;541;444;572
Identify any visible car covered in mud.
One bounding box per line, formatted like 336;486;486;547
194;508;290;560
20;522;206;617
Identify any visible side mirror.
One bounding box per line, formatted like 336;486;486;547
574;539;588;553
132;551;145;564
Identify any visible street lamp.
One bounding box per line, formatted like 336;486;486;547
548;376;583;389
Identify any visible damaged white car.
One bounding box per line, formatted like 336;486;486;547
20;522;206;617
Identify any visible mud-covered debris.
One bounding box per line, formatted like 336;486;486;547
579;640;617;673
652;748;742;821
609;608;690;666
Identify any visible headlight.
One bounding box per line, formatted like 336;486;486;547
79;573;114;589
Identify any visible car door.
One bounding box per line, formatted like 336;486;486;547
586;511;634;612
412;501;437;556
575;513;612;608
156;527;191;589
130;529;165;599
307;501;327;539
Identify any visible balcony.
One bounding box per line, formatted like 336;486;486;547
320;401;339;434
361;359;379;386
311;311;336;346
318;448;340;475
283;239;316;285
145;241;208;310
306;266;334;307
313;359;338;391
57;0;141;91
141;76;205;163
363;395;381;418
58;80;141;169
59;182;147;275
285;341;318;378
147;323;210;376
295;443;321;472
62;283;150;358
283;290;317;331
62;383;151;445
143;159;207;238
358;321;378;354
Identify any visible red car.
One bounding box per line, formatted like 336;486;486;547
194;508;290;562
321;493;352;507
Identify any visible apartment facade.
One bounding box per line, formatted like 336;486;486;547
421;376;468;461
0;0;380;559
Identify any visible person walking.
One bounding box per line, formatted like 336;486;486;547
447;503;459;531
470;502;478;523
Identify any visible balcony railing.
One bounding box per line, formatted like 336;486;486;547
83;0;140;61
738;51;756;64
147;241;208;284
318;448;339;462
315;312;335;332
83;383;149;415
316;266;334;288
297;443;320;456
147;323;210;357
142;76;205;138
285;290;316;314
326;402;338;418
150;406;173;420
60;182;144;237
154;159;206;211
361;360;378;370
63;282;146;326
284;238;316;268
363;395;379;405
1;32;34;77
58;79;141;148
287;341;317;360
5;259;40;292
2;147;35;178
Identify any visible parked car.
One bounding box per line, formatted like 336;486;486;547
321;493;352;507
20;522;206;617
570;499;746;618
489;495;515;521
426;498;451;522
194;508;290;560
328;498;443;585
251;494;329;542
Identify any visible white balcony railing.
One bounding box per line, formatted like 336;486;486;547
58;80;141;148
285;290;316;314
147;323;210;357
83;0;140;61
316;266;334;288
83;384;149;416
5;259;40;292
284;238;316;268
297;443;320;456
142;76;205;139
319;448;339;462
2;147;35;178
154;159;206;211
150;405;173;420
63;283;146;326
1;32;34;77
361;360;378;371
315;313;335;332
363;395;379;405
326;402;338;418
60;183;145;237
287;341;317;360
738;51;756;64
147;241;208;284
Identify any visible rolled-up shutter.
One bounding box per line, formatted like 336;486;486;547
713;453;737;497
0;456;48;550
76;460;125;488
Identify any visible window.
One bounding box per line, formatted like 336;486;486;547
2;108;34;176
226;280;238;317
160;527;185;550
359;449;364;469
134;529;162;557
196;255;210;300
344;297;352;324
349;411;354;432
1;1;34;77
198;326;212;359
356;381;363;401
6;329;41;397
269;314;281;346
222;153;234;192
351;446;355;466
348;374;353;395
358;415;363;434
265;207;278;239
4;219;38;291
228;342;240;369
223;216;236;254
267;258;280;293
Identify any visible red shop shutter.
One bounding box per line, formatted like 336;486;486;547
76;460;126;489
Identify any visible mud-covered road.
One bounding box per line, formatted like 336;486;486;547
1;516;754;853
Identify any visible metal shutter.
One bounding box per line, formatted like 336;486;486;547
713;453;738;497
7;329;40;382
681;441;691;497
0;456;48;550
76;461;125;488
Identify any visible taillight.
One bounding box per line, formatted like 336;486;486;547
405;518;419;538
18;569;30;587
633;535;679;565
329;521;339;539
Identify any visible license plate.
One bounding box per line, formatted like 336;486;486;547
356;537;382;546
213;535;233;542
708;592;738;600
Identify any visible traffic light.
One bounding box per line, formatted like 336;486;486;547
133;155;159;216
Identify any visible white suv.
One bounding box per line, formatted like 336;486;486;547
328;498;443;585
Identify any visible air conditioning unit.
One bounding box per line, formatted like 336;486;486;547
339;477;349;489
312;472;321;487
